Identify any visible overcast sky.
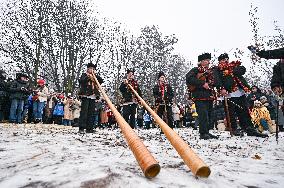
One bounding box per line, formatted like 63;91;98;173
92;0;284;61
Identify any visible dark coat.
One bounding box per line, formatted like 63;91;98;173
270;61;284;90
0;78;8;98
9;79;31;100
213;65;250;93
186;67;214;100
257;48;284;59
119;80;142;103
78;73;103;96
153;83;174;105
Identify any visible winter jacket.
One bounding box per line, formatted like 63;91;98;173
213;64;250;93
186;67;214;100
72;99;81;119
172;105;180;121
119;80;142;103
34;85;49;102
0;78;8;99
9;79;31;100
270;61;284;90
257;47;284;59
143;113;151;122
251;106;272;132
153;83;174;105
63;98;75;120
78;73;103;96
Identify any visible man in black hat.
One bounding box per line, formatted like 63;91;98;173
270;58;284;97
78;63;103;133
9;72;31;123
153;71;174;130
119;69;142;129
0;70;8;121
186;53;218;140
214;53;268;137
248;46;284;96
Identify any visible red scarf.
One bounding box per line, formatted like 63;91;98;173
159;82;168;98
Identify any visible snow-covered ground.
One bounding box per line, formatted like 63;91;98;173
0;123;283;188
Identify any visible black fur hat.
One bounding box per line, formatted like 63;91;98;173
87;63;97;69
158;71;165;79
198;53;211;62
16;72;29;79
126;69;135;74
218;53;229;61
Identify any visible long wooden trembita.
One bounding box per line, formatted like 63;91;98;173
89;74;160;178
128;84;211;177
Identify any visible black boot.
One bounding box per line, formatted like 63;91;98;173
78;128;84;134
232;129;244;137
208;133;218;139
200;134;211;140
86;129;94;133
246;127;268;138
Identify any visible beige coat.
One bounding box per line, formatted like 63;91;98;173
37;86;49;102
72;99;81;119
63;98;75;120
172;105;180;121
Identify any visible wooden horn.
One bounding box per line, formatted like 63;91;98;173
128;84;211;177
89;73;160;178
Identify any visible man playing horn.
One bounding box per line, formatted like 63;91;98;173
78;62;103;133
186;53;218;140
153;71;174;130
119;69;142;129
214;53;268;137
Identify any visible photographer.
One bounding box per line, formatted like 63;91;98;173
9;73;31;124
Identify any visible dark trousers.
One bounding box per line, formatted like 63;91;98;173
79;98;97;131
157;104;173;128
195;100;214;135
137;118;143;128
224;95;254;131
122;103;137;129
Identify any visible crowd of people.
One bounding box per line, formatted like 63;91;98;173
0;48;283;139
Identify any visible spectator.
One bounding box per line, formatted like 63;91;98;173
72;96;81;127
143;111;152;129
251;100;272;134
247;85;263;109
172;103;181;128
0;70;8;122
53;94;64;125
9;73;31;124
63;94;75;126
33;79;49;123
137;105;145;128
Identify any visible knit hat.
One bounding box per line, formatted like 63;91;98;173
37;79;45;85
